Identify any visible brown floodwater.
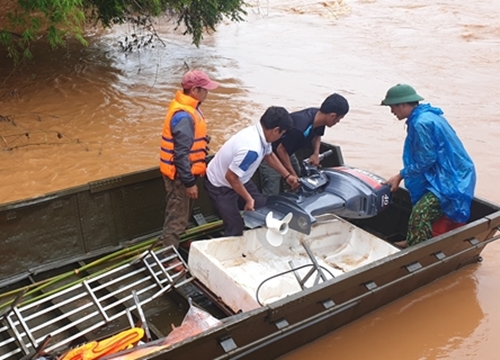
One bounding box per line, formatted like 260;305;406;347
1;0;500;358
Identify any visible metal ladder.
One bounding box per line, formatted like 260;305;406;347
0;245;191;360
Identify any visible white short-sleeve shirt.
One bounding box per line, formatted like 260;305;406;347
207;123;272;188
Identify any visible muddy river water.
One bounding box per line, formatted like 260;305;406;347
1;0;500;358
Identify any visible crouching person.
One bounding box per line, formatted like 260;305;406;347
204;106;300;236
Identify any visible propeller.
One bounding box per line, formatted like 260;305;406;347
265;211;293;247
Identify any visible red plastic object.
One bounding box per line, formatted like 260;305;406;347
432;216;465;237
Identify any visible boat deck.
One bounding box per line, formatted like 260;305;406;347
1;143;499;359
0;246;196;359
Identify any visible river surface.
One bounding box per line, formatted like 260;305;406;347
1;0;500;359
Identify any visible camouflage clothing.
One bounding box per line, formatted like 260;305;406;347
161;175;192;248
407;191;443;246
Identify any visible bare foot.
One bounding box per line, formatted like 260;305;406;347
394;240;408;249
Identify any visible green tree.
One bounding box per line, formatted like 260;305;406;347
0;0;246;64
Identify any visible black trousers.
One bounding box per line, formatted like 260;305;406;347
204;176;266;236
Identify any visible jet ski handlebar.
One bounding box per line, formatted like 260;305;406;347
302;149;333;166
299;150;333;192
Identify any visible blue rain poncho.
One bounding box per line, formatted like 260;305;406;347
400;104;476;223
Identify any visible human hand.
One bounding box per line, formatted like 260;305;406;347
244;198;255;211
186;184;199;199
286;175;300;191
308;153;320;167
384;174;403;192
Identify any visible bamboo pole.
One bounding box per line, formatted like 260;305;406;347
0;220;224;310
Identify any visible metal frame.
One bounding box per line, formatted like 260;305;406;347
0;246;191;359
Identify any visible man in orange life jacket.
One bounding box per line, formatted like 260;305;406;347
159;70;218;250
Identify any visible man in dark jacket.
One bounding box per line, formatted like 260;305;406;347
259;93;349;197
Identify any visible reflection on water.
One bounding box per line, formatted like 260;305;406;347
1;0;500;358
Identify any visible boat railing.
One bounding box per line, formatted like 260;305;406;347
0;245;190;359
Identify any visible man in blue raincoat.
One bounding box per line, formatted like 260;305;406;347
381;84;476;248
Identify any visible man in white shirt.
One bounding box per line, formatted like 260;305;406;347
205;106;300;236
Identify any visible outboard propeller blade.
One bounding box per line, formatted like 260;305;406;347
265;211;293;247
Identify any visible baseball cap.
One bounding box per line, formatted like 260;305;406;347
181;70;219;90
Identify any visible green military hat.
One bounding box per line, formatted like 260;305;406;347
381;84;424;105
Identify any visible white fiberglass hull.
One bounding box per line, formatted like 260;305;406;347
188;216;400;313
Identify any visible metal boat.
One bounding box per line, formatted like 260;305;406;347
1;143;499;360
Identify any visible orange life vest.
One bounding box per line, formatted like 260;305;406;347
58;328;144;360
160;91;208;180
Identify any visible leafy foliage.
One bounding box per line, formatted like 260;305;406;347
0;0;246;64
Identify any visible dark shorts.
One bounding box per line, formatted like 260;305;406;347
259;154;301;197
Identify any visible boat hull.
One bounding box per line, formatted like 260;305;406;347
1;143;499;359
143;209;500;360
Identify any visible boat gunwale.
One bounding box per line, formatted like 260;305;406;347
133;207;500;359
